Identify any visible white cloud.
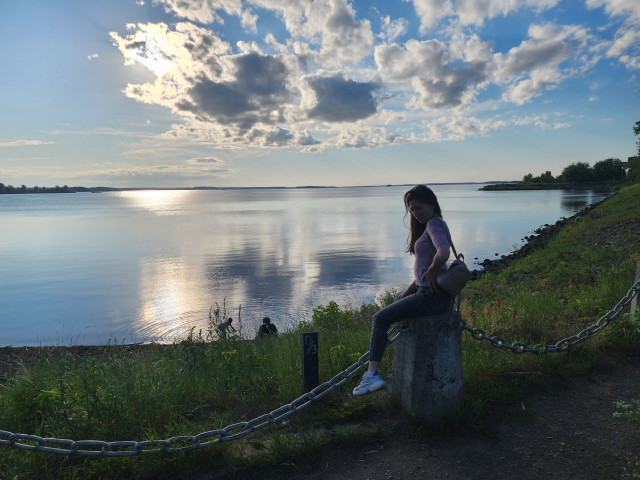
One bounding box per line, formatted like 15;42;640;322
455;0;560;26
411;0;454;32
105;1;626;153
294;0;374;66
153;0;258;30
606;27;640;69
110;18;385;148
493;23;591;104
87;53;99;60
0;140;53;147
422;115;507;141
410;0;560;31
76;157;234;179
585;0;640;23
511;113;571;130
375;38;489;110
378;15;409;42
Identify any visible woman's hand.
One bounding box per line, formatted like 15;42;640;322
421;244;450;292
421;268;440;293
395;282;417;301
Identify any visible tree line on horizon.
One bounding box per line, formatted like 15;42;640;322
522;157;630;185
0;183;71;194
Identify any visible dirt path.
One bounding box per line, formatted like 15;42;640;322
237;355;640;480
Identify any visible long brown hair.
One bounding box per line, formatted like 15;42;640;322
404;185;443;254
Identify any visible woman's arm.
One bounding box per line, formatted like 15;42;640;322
396;280;418;301
421;244;450;292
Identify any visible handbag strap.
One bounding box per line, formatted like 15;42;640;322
442;222;465;314
443;225;463;261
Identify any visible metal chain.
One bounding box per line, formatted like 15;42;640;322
0;326;407;457
461;279;640;354
2;281;638;456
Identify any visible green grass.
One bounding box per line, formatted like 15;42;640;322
1;184;639;479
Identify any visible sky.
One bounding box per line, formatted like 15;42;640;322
1;0;639;188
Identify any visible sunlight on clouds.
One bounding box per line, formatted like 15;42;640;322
104;0;640;155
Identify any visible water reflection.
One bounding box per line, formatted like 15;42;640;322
0;185;611;346
560;190;606;213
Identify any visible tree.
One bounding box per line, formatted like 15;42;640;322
628;157;640;183
537;171;555;183
593;158;626;182
629;121;640;183
523;171;556;183
561;162;593;184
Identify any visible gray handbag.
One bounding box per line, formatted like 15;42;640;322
436;229;471;296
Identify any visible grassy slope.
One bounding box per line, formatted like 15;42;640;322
0;184;638;479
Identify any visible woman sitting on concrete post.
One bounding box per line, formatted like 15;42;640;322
353;185;453;396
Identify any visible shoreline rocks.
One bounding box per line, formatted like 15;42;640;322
469;195;612;281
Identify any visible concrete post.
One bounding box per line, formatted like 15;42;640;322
391;309;463;423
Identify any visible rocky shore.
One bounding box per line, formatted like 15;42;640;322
469;195;612;280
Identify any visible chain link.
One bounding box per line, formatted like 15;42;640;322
461;279;640;354
1;281;638;456
0;326;406;457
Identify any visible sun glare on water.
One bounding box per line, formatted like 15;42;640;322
116;190;192;215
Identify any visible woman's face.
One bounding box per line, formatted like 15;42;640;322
408;199;435;224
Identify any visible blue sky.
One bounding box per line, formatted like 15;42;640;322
1;0;639;188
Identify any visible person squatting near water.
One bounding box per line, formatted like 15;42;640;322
218;317;236;336
257;316;278;338
353;185;454;396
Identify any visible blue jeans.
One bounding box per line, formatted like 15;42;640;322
369;287;452;363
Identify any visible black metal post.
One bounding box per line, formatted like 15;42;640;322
301;332;319;392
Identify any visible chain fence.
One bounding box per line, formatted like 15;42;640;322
1;280;638;457
0;326;405;457
461;279;640;354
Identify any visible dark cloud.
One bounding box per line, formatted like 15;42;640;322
501;42;573;76
126;40;147;50
177;52;291;130
416;62;488;108
306;75;379;122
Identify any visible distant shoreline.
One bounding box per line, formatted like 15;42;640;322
0;181;513;194
480;182;620;191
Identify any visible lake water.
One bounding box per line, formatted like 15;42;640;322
0;184;608;347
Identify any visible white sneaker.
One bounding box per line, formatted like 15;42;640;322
352;371;386;396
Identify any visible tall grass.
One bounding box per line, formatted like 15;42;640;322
0;184;638;479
